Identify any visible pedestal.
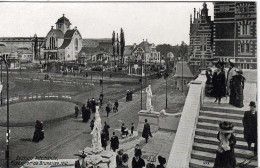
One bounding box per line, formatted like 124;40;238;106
137;110;160;133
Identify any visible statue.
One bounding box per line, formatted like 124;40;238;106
90;106;103;154
146;85;153;112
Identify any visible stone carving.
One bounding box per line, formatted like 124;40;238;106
146;85;153;112
90;106;103;154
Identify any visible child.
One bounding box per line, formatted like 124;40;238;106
130;123;134;136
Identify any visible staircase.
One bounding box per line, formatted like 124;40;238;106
189;106;258;168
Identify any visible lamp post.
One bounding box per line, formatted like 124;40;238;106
138;50;144;110
0;55;9;168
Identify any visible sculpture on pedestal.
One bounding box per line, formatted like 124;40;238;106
146;85;153;112
90;106;103;154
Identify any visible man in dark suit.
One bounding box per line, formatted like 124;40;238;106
105;104;111;117
142;119;152;143
243;101;257;155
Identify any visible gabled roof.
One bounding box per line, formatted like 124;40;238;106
59;39;71;49
64;29;77;39
174;61;195;78
132;41;152;53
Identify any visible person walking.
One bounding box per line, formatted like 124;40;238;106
101;130;108;150
32;120;44;142
81;104;87;122
87;99;92;112
106;104;111;117
114;99;119;112
126;90;130;102
99;93;104;107
91;98;96;113
243;101;257;155
212;62;226;104
130;123;134;136
121;123;129;137
131;149;145;168
213;121;236;168
134;144;142;156
103;122;110;139
142;119;152;143
130;90;133;101
74;103;79;118
230;69;246;108
90;117;95;131
116;149;124;167
110;132;119;152
86;106;91;122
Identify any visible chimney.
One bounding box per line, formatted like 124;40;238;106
51;26;54;29
74;26;77;30
63;14;65;17
197;11;199;18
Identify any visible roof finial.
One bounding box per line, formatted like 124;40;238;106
63;14;65;17
51;26;54;29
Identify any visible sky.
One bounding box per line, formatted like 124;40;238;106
0;1;214;46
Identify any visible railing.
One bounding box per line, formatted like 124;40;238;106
166;71;207;168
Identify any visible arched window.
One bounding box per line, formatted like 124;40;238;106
49;37;55;49
75;38;78;50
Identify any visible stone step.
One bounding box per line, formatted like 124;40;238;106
190;158;215;168
190;150;257;168
200;110;244;120
193;142;256;159
194;135;249;150
198;115;243;127
195;128;245;141
201;106;245;115
197;122;244;134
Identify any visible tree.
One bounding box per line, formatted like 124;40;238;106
116;33;120;64
112;31;115;63
120;28;125;64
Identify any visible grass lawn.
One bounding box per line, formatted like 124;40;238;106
0;100;75;126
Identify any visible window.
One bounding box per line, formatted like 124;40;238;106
75;38;78;50
59;24;61;28
240;42;250;53
220;5;229;12
240;24;250;35
200;36;207;51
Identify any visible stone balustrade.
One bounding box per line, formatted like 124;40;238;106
166;71;207;168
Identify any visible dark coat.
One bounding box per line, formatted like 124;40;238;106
116;155;123;167
81;106;87;121
110;135;119;150
230;74;245;108
104;124;110;138
87;101;92;110
213;132;236;168
101;132;108;148
131;157;145;168
243;111;257;143
86;108;91;120
212;71;226;98
115;101;119;108
32;122;44;142
90;119;95;130
142;123;152;139
106;106;111;113
91;100;96;113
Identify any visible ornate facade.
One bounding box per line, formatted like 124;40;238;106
213;2;257;69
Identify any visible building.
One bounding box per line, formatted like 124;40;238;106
41;14;83;62
17;47;33;62
174;61;197;90
213;2;257;69
189;2;214;71
128;39;161;75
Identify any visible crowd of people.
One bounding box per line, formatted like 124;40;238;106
205;59;246;108
213;101;257;168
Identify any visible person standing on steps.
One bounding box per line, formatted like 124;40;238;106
243;101;257;156
110;132;119;152
213;121;236;168
142;119;152;143
131;149;145;168
212;61;226;104
226;59;236;96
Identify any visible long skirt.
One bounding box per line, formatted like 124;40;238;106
214;150;236;168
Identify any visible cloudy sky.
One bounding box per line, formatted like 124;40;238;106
0;1;213;45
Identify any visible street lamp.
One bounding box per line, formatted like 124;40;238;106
0;55;10;168
138;50;144;110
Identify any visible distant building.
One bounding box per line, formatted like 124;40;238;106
174;61;197;90
213;2;257;69
128;39;161;75
189;2;214;71
41;14;83;62
17;47;33;62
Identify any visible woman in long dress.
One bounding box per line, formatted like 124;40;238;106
214;121;236;168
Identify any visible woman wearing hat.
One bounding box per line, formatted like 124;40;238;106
212;61;226;103
213;121;236;168
229;68;246;108
226;59;236;96
132;149;145;168
243;101;257;155
116;149;124;167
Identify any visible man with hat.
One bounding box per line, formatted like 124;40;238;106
213;121;236;168
243;101;257;155
212;61;226;103
156;156;166;168
226;58;236;96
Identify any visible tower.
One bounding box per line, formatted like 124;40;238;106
55;14;71;34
